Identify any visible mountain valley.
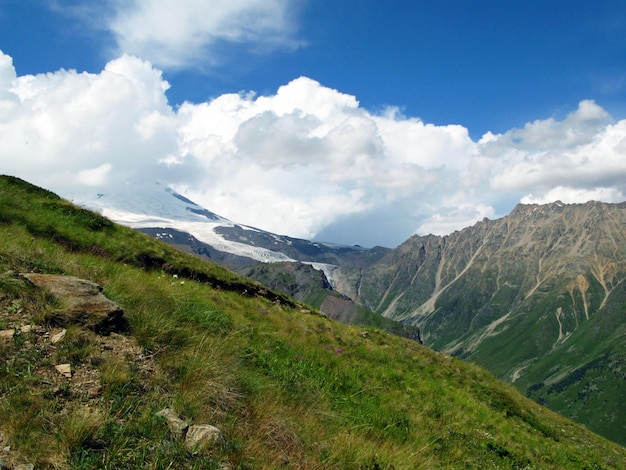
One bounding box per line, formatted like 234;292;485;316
4;175;626;467
75;181;626;447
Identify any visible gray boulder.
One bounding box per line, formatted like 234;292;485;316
20;273;127;334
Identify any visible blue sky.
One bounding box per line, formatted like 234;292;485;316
1;1;626;247
4;1;624;136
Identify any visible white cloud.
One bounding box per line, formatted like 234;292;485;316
1;50;625;247
77;163;113;186
521;186;625;205
0;51;16;101
417;203;496;236
106;0;301;69
374;108;476;171
171;75;481;238
481;102;626;197
0;53;176;190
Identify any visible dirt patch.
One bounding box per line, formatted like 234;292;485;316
0;273;157;468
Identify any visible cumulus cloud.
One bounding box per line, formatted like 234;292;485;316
106;0;301;69
478;101;626;202
170;75;481;240
1;49;625;247
417;203;496;236
0;52;16;101
521;186;625;205
0;51;176;191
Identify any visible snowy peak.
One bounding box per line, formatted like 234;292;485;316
164;187;225;222
74;183;294;264
73;182;383;270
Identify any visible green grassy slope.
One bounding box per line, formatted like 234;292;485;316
1;175;625;469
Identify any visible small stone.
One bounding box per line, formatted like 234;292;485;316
185;424;222;453
156;408;189;437
55;363;72;378
50;329;67;344
14;464;35;470
87;385;103;398
0;330;14;339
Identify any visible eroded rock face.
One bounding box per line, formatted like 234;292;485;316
19;273;127;334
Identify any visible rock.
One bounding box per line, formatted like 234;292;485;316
156;408;189;438
14;465;34;470
0;326;36;341
185;424;223;453
0;330;14;340
55;363;72;378
155;409;223;453
50;328;67;344
20;273;127;334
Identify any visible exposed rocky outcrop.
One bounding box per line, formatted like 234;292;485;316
185;424;223;453
19;273;127;334
240;262;332;305
156;408;189;438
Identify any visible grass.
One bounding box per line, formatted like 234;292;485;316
0;175;625;468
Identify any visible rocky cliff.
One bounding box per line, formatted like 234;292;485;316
334;200;626;444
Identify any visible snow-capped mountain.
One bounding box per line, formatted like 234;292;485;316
73;182;386;279
74;182;297;263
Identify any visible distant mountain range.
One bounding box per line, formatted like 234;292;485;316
78;184;626;446
77;182;384;268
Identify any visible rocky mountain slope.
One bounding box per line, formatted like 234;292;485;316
334;201;626;445
5;175;626;467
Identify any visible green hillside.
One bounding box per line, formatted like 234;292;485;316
1;175;625;469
